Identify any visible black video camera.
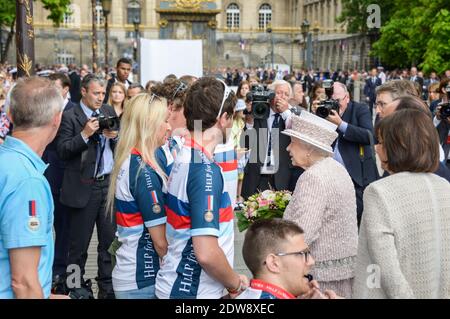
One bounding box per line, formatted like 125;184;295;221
315;79;340;119
92;112;120;132
243;84;276;120
439;84;450;119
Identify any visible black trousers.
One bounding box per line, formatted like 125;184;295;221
52;192;71;277
66;177;116;294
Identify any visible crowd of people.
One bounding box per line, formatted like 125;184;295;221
1;57;450;300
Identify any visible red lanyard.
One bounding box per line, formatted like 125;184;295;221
250;279;296;299
131;148;157;170
184;138;214;161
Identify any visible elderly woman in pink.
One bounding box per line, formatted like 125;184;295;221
282;111;358;298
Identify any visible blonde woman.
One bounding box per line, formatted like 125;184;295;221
107;93;171;299
107;82;126;117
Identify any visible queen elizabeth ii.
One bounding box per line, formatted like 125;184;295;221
282;111;358;298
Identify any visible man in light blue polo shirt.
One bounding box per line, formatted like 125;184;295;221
0;76;64;299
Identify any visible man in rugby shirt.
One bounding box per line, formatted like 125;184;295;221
155;77;249;299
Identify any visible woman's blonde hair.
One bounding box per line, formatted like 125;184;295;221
106;93;168;214
107;82;126;109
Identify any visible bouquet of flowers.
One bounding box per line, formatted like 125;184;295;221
236;190;292;232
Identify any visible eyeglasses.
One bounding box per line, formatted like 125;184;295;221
172;81;188;100
263;248;311;265
375;101;389;109
216;78;233;119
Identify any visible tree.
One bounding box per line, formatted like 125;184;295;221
337;0;397;34
338;0;450;74
0;0;71;63
372;0;450;73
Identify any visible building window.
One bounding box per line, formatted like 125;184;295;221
63;5;75;26
226;3;240;30
56;50;76;65
126;0;141;38
95;1;104;26
259;3;272;30
127;1;141;24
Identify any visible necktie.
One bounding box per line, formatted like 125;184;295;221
267;113;280;159
92;111;105;177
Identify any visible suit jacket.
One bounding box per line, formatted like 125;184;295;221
56;103;117;208
69;71;81;104
42;100;76;195
437;119;450;160
104;76;132;104
364;77;382;102
336;101;379;188
410;76;424;88
241;114;303;198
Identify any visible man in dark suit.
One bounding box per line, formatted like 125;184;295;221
42;73;76;292
103;58;132;103
409;67;424;89
434;84;450;167
364;68;382;117
328;82;379;226
68;64;81;104
56;74;118;299
242;80;303;199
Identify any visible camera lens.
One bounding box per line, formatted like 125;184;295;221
316;106;330;118
254;102;267;117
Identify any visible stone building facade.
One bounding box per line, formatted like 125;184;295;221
8;0;373;71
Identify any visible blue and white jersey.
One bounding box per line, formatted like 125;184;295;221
155;138;234;299
157;136;184;175
236;280;296;299
236;287;278;299
214;141;238;209
112;149;167;292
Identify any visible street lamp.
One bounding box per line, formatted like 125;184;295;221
312;21;320;71
102;0;112;73
133;15;140;63
266;24;274;70
301;19;310;70
91;0;98;73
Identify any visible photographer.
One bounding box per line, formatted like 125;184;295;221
317;81;378;226
242;80;303;199
433;78;450;167
56;74;119;299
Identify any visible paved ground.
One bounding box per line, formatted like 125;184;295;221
85;214;251;298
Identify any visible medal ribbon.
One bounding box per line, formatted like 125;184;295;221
29;200;36;217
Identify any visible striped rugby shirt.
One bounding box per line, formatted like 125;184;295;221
155;138;234;299
112;149;167;292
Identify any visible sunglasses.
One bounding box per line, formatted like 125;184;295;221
216;78;233;119
149;92;162;104
172;81;188;100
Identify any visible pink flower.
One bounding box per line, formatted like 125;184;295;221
258;199;270;207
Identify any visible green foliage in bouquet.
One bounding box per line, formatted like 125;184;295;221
236;190;292;232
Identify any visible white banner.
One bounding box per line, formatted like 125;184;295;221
140;39;203;84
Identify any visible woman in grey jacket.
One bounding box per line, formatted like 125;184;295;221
353;109;450;299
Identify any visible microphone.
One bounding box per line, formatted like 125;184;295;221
304;274;313;282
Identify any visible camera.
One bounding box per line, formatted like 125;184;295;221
439;84;450;119
92;112;120;131
315;79;340;119
243;84;276;120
